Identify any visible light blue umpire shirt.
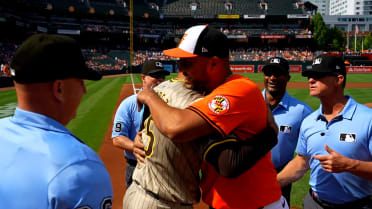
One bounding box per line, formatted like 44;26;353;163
263;90;312;169
0;108;113;209
112;94;144;161
296;96;372;204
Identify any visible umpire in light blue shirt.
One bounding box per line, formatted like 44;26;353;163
0;34;113;209
262;57;312;206
111;60;169;188
277;55;372;209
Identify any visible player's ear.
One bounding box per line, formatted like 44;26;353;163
52;80;64;103
210;56;218;67
207;56;218;72
336;74;344;86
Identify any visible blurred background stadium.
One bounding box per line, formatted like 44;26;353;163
2;0;372;86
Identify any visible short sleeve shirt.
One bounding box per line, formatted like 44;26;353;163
263;90;312;168
112;94;144;160
188;74;282;209
0;108;113;209
296;96;372;204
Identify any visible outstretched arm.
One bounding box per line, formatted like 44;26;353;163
277;154;310;187
112;136;134;152
137;88;214;142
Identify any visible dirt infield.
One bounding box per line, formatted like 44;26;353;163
98;81;372;209
0;86;15;92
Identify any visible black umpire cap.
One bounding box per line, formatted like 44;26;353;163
11;33;101;83
262;57;290;75
302;55;346;77
142;60;170;79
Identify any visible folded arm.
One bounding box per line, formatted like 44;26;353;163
201;126;278;178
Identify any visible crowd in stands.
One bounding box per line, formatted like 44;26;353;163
0;42;17;77
0;43;368;78
81;23;310;38
134;50;175;64
132;48;317;63
80;47;320;69
82;49;128;71
230;48;316;61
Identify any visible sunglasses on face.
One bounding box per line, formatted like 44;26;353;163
149;72;166;79
306;73;339;80
263;70;287;77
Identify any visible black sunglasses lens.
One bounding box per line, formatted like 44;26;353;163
307;74;322;79
149;73;165;79
264;70;283;77
307;73;337;79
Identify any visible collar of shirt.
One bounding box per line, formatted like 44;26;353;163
262;89;290;111
316;95;356;121
11;107;74;135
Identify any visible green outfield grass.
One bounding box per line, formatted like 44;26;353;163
0;73;371;208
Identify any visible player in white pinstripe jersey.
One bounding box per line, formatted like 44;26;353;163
123;75;204;209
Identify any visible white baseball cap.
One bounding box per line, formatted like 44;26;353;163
163;25;229;58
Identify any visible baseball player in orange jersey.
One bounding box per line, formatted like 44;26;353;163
136;25;289;209
123;76;204;209
124;73;279;209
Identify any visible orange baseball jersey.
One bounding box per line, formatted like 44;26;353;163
188;74;282;209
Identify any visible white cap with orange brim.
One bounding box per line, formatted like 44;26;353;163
163;25;229;59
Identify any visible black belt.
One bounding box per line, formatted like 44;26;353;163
125;157;137;166
309;188;372;209
135;182;193;206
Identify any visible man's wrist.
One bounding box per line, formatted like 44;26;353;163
141;89;157;105
347;158;360;172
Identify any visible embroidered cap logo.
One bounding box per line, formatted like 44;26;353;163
155;61;163;68
270;58;281;64
313;58;322;65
